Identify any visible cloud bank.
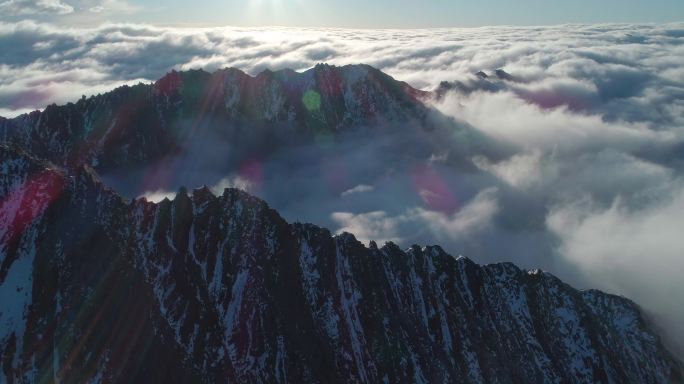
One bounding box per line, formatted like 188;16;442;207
0;0;74;15
2;21;684;354
0;0;137;21
0;22;682;118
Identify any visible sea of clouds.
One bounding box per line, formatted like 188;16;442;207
1;20;684;354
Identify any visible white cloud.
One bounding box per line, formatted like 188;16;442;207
138;189;175;203
410;187;499;239
473;150;545;189
210;175;255;195
331;188;499;245
88;0;137;13
0;0;74;15
340;184;374;197
0;0;141;20
432;90;674;154
331;211;403;244
547;186;684;350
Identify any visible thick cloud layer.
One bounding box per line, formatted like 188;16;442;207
2;21;684;354
1;21;682;117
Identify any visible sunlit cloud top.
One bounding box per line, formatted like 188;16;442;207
1;21;683;119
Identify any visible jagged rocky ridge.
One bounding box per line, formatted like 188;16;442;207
0;63;532;175
1;145;681;383
0;64;430;172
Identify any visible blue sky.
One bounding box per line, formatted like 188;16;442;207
121;0;684;27
3;0;681;27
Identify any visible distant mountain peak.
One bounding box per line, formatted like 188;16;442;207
495;68;515;81
0;64;431;171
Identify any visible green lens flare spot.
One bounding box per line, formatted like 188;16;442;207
302;90;321;111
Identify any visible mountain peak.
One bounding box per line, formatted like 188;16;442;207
1;64;432;171
495;68;515;81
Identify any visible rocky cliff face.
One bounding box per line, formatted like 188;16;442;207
0;64;429;172
1;145;681;383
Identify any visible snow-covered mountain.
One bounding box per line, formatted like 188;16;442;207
0;144;681;383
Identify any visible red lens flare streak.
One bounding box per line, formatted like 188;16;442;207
0;170;65;248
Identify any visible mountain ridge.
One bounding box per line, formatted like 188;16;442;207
0;64;433;171
0;143;681;383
